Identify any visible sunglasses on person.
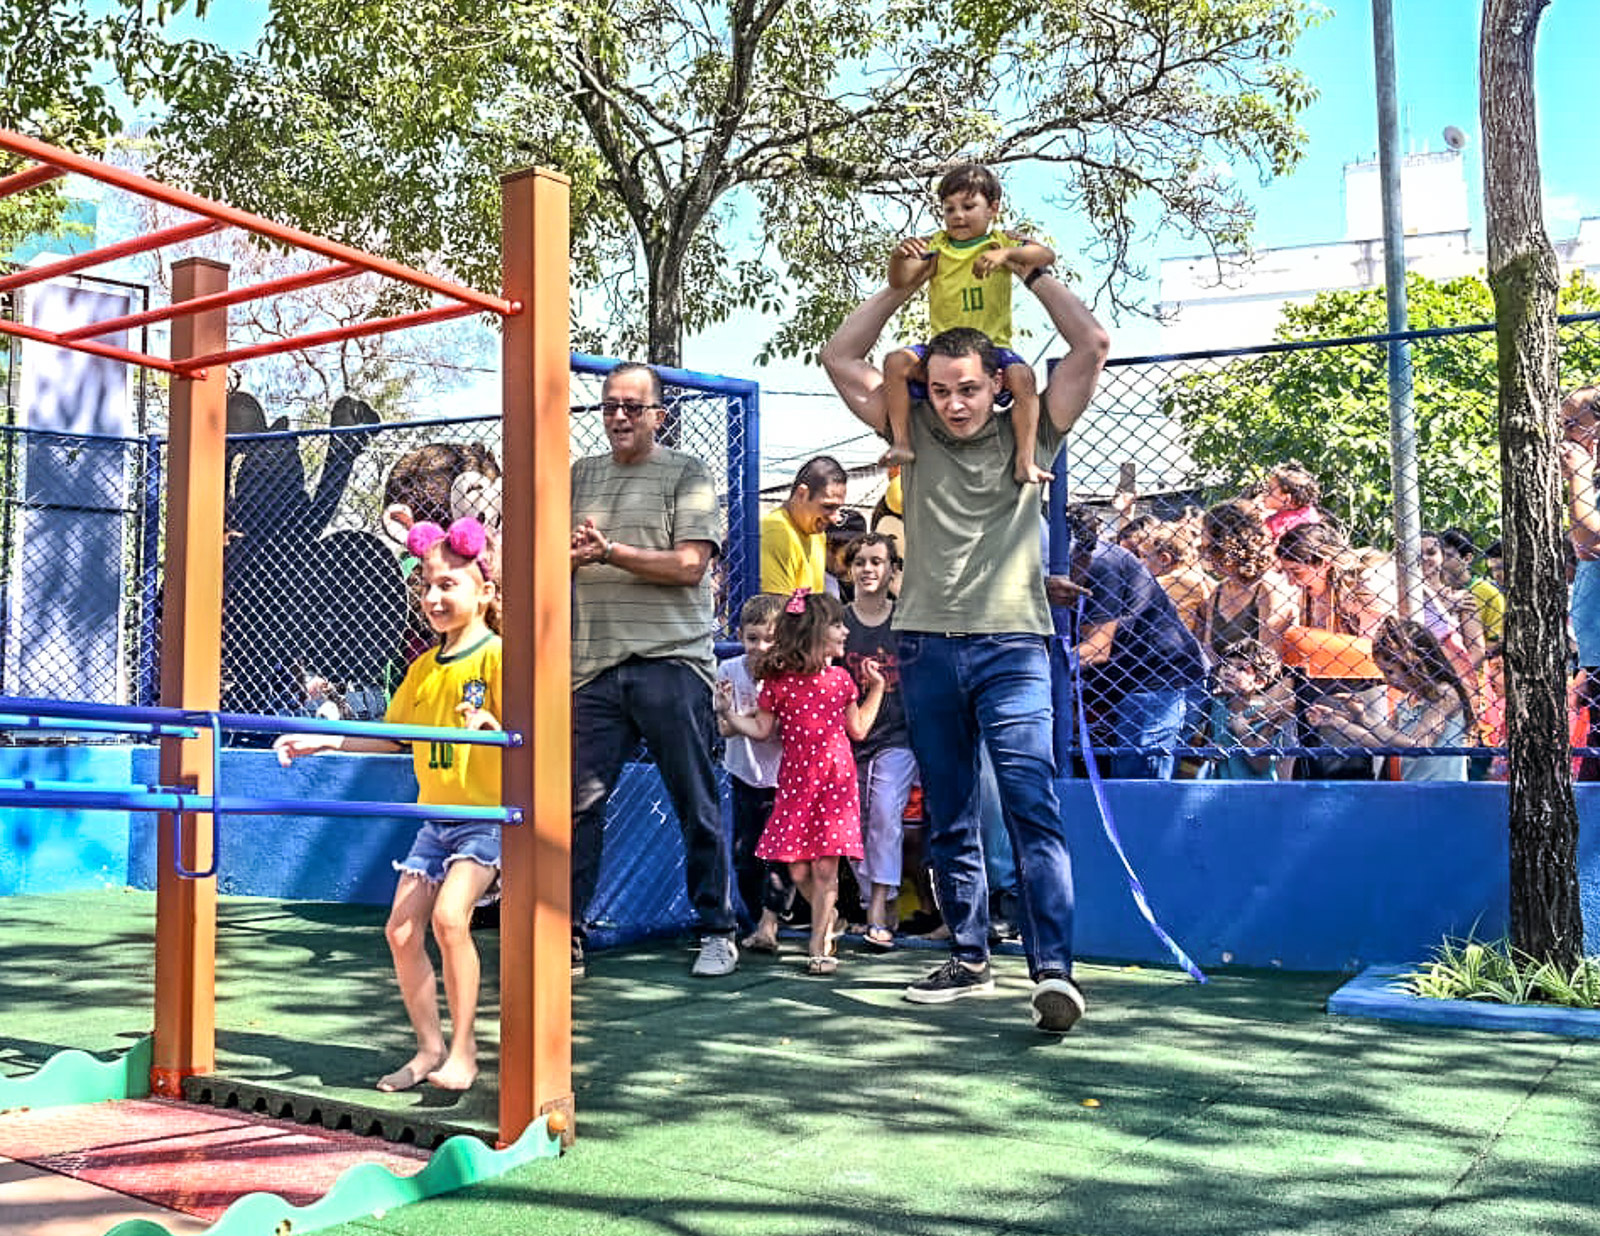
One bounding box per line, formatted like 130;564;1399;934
599;399;660;419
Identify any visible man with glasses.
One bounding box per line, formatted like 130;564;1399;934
568;362;738;977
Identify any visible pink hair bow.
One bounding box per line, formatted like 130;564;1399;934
785;587;810;614
407;517;492;577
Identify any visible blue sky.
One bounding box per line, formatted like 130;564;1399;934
131;1;1600;474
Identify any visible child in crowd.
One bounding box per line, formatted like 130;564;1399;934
716;590;885;974
714;594;790;954
884;162;1056;485
275;518;503;1093
1260;461;1323;539
1305;617;1473;782
841;533;918;950
1140;522;1213;642
1206;638;1298;780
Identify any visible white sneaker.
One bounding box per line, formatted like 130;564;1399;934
691;935;739;977
1030;971;1086;1033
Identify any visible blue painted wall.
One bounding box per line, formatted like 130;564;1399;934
6;745;1600;970
0;746;136;895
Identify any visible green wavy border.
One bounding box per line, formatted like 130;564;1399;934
0;1038;561;1236
0;1035;151;1109
101;1115;561;1236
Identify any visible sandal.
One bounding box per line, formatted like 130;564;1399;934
806;955;839;976
862;923;895;952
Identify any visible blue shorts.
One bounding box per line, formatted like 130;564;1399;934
394;819;501;887
906;342;1027;406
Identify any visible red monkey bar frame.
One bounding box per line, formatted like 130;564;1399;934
0;129;572;1148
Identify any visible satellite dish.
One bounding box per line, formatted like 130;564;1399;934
1442;125;1469;151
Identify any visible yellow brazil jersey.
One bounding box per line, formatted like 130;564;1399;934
927;228;1014;347
385;632;503;809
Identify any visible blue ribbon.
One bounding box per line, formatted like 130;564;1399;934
1045;448;1203;982
1063;614;1207;983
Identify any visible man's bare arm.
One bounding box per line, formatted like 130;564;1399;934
819;283;921;437
1031;275;1111;435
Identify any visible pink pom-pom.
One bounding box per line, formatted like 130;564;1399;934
447;518;487;559
406;521;445;557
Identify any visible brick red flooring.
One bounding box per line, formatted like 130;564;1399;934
0;1099;430;1223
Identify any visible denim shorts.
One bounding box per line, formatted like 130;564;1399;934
394;820;502;888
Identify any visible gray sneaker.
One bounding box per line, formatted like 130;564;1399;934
691;935;738;977
1030;971;1086;1033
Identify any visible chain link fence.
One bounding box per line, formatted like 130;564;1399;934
0;358;757;745
1051;311;1600;781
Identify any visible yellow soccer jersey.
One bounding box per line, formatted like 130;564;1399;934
386;632;503;809
927;228;1014;347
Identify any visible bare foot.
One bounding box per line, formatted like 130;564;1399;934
376;1050;446;1093
1014;460;1054;486
426;1057;479;1092
881;444;916;467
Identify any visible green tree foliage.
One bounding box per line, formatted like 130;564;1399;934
1174;271;1600;546
133;0;1323;364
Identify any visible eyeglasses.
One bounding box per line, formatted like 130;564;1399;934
599;399;659;419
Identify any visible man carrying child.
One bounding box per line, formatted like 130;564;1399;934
820;237;1109;1032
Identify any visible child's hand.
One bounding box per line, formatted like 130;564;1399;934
456;701;500;731
972;247;1012;277
274;733;334;766
713;680;735;715
893;236;931;262
1303;703;1331;728
860;658;885;688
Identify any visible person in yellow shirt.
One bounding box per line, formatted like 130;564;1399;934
275;517;502;1095
883;164;1056;486
759;456;848;594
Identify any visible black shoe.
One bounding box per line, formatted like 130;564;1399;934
1030;969;1086;1033
903;957;995;1004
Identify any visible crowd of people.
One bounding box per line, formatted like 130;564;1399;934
271;160;1589;1094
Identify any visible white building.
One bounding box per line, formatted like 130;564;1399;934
1157;149;1600;355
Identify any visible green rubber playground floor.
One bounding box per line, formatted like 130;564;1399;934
7;889;1600;1235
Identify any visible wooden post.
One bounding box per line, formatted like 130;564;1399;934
498;168;574;1146
152;256;229;1096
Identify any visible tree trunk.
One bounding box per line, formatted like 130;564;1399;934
1481;0;1582;967
646;243;684;369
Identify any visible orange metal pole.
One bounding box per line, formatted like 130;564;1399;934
0;219;223;293
0;129;516;316
174;302;482;373
0;163;66;198
152;257;229;1097
57;262;362;342
0;315;180;373
498;167;574;1147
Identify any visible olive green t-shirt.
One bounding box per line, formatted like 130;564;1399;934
892;401;1063;635
570;448;722;690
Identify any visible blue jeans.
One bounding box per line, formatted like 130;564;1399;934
896;632;1075;978
1108;685;1198;780
572;657;734;937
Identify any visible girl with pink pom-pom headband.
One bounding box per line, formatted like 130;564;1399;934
406;517;498;581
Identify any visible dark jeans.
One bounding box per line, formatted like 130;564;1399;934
897;632;1075;979
729;776;795;925
572;657;734;936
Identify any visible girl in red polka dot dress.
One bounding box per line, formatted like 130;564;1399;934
716;589;885;974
